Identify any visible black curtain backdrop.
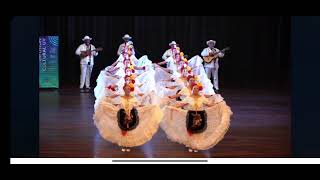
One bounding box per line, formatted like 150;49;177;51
40;16;290;89
11;16;39;157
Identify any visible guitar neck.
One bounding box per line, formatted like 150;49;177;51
212;50;223;56
82;48;102;52
211;48;229;56
90;49;102;52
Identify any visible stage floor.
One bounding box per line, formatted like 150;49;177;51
40;88;291;158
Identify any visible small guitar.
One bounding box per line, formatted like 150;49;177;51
203;47;230;63
80;47;103;58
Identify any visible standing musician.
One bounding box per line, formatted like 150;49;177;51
161;41;180;68
75;35;101;92
117;34;135;56
201;40;224;93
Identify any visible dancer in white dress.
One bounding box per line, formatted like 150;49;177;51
134;55;157;94
167;75;195;100
156;47;215;96
94;42;147;109
154;64;184;94
160;83;232;152
94;80;163;152
93;40;232;153
93;65;123;109
155;49;190;99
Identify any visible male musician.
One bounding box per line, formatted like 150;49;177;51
75;35;98;92
201;40;224;93
161;41;179;65
117;34;135;56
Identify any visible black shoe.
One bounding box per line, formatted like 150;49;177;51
86;88;93;93
80;89;85;93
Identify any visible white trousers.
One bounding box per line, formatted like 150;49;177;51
205;67;219;90
80;64;93;88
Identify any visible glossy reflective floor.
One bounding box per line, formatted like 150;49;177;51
40;88;291;158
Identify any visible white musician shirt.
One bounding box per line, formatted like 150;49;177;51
201;47;224;68
117;42;135;56
75;44;98;65
162;48;177;60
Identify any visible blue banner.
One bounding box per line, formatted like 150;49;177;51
39;36;59;88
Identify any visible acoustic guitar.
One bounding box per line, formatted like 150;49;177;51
203;47;230;63
80;47;103;58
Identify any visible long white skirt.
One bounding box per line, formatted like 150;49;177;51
160;101;232;150
136;69;157;94
93;100;163;147
94;69;122;109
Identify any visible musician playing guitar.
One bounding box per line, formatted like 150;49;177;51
75;35;103;92
201;40;227;94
